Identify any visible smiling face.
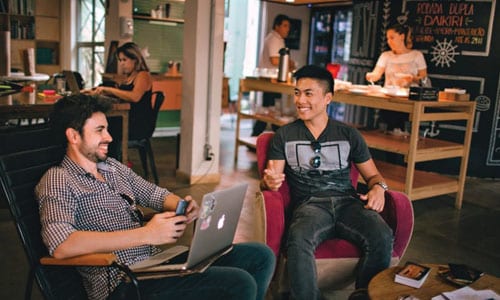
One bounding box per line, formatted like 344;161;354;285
294;78;332;123
77;112;113;162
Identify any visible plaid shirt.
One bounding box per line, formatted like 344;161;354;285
36;156;170;300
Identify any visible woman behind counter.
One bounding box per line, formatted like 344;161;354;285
366;23;428;130
85;42;154;160
366;23;428;88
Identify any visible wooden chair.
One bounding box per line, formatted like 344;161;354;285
256;132;414;294
128;91;164;185
0;124;140;300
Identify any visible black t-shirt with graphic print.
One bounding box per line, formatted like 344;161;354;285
268;118;371;205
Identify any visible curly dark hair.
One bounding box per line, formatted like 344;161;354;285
50;94;112;147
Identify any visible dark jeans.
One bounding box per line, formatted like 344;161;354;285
251;92;281;136
286;195;393;299
109;242;275;300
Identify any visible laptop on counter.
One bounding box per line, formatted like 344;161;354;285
129;183;248;276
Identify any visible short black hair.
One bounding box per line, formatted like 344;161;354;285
293;65;334;94
50;94;112;146
273;14;290;28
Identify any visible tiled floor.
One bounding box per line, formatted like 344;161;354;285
1;115;499;299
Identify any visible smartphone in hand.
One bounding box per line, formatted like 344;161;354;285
175;199;188;216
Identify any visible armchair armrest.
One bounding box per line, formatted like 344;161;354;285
380;190;414;258
40;253;117;267
262;190;286;257
41;252;141;295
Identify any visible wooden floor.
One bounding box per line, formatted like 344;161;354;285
1;114;499;299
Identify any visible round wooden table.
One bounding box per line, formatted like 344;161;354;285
368;264;500;300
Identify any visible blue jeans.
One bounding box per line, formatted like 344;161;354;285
110;242;275;300
286;195;393;300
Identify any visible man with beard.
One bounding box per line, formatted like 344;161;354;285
35;94;275;300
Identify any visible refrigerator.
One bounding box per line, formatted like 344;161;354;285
308;7;352;81
308;7;352;120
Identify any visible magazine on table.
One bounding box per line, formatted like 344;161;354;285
394;261;431;288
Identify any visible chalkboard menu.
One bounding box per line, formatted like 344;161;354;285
406;0;494;56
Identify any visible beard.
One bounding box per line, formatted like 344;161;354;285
80;142;109;163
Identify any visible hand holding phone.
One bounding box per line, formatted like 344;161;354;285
175;199;188;216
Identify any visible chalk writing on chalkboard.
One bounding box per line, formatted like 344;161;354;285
404;0;495;57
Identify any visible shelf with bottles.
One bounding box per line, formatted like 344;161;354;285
133;0;185;24
133;13;184;24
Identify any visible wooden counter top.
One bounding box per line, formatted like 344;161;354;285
102;73;182;82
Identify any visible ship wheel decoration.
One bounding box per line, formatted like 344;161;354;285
430;38;460;68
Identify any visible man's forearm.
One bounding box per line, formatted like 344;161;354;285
52;227;150;259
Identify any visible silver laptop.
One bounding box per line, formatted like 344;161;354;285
129;183;248;273
62;70;81;95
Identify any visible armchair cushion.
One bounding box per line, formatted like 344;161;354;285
256;131;414;290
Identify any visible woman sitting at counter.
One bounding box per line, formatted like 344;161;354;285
84;42;154;159
365;23;428;130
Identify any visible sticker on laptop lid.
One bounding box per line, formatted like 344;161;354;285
199;195;216;230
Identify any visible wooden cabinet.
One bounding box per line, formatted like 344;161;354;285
152;76;182;111
102;73;182;111
0;0;61;75
234;77;476;209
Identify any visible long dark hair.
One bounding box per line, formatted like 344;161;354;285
387;23;413;48
116;42;149;72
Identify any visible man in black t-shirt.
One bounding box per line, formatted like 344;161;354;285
261;65;393;300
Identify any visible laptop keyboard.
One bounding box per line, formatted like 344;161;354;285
129;245;189;271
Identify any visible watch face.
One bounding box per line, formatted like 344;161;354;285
377;182;388;190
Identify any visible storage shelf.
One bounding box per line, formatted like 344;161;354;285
369;160;459;201
332;90;476;208
238;136;257;149
1;0;61;72
133;14;184;24
360;129;465;162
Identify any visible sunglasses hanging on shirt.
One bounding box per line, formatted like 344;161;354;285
310;141;321;169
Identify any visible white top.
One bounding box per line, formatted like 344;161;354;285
376;50;427;87
258;30;285;69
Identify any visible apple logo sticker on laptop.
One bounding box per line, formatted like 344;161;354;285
217;214;226;230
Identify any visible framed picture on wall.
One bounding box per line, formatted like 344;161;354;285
286;18;301;50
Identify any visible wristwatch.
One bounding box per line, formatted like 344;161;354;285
374;182;389;191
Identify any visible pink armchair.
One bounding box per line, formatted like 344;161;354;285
256;132;414;292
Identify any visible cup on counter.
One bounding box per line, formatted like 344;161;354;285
56;77;66;94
